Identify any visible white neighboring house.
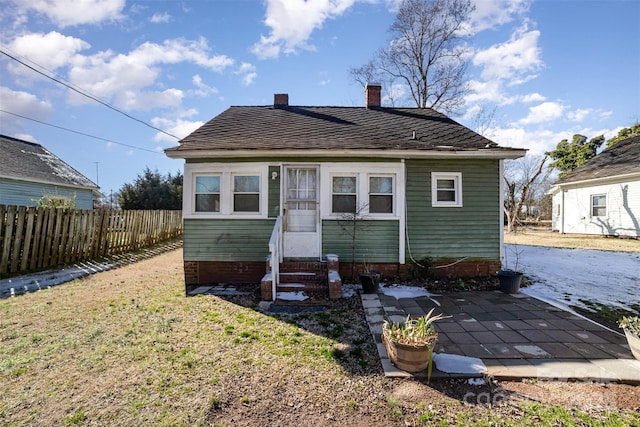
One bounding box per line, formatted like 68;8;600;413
548;135;640;238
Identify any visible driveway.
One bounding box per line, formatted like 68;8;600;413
506;244;640;315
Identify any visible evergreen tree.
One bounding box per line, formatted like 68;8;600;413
118;167;182;210
607;123;640;148
545;134;604;177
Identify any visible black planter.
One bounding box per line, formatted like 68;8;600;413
360;271;381;294
498;270;523;294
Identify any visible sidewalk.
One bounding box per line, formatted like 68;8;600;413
362;289;640;384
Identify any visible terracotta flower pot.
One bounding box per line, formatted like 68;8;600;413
623;329;640;360
382;332;437;373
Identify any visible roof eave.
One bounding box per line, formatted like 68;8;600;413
550;171;640;191
165;148;527;160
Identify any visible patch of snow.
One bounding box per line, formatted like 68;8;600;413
380;283;435;299
276;291;309;301
341;284;359;298
513;345;550;357
468;378;486;386
433;353;487;374
509;245;640;314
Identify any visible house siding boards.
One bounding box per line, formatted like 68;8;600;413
552;178;640;237
405;159;501;261
183;218;275;261
321;220;399;263
0;177;95;209
549;136;640;238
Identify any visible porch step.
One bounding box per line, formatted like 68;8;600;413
261;255;342;301
279;271;325;285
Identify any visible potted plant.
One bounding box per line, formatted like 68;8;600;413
382;308;449;381
618;316;640;360
498;246;524;294
359;259;381;294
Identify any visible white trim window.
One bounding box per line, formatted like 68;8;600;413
233;174;260;213
195;175;221;212
331;175;357;213
591;194;606;217
431;172;462;207
369;175;394;214
185;164;267;218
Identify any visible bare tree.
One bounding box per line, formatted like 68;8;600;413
349;0;473;114
503;155;551;233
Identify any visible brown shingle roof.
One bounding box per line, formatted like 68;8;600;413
555;136;640;184
166;105;522;155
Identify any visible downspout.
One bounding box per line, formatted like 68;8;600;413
499;159;505;268
560;186;565;234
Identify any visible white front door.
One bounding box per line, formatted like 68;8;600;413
283;166;320;258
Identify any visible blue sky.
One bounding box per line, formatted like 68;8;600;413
1;0;638;199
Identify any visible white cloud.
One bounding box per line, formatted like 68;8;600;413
465;79;518;105
151;116;204;144
6;31;90;73
252;0;356;59
66;37;234;109
11;0;125;27
150;12;172;24
236;63;257;86
518;101;566;125
490;126;566;156
0;86;53;118
0;86;53;134
191;75;219;97
470;0;532;33
566;108;592;122
473;22;542;84
521;93;545;103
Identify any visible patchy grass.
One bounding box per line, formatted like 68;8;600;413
504;226;640;252
1;248;639;426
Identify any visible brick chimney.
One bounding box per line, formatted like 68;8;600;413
365;84;381;108
274;93;289;107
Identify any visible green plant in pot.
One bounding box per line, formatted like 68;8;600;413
618;316;640;360
382;308;450;381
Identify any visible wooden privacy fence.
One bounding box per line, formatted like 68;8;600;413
0;205;182;276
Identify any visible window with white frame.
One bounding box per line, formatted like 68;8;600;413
431;172;462;207
195;175;220;212
591;194;606;217
187;165;266;217
369;176;393;214
233;175;260;212
332;176;357;213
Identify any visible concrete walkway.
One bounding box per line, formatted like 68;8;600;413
363;290;640;384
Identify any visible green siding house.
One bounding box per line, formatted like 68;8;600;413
0;135;100;209
165;86;526;298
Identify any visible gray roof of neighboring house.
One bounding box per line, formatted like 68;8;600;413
554;135;640;185
166;104;524;156
0;134;99;190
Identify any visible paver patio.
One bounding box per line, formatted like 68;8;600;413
363;290;640;383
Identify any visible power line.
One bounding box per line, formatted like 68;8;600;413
0;109;162;154
0;47;181;140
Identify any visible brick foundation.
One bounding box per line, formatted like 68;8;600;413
339;260;501;282
184;261;265;286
